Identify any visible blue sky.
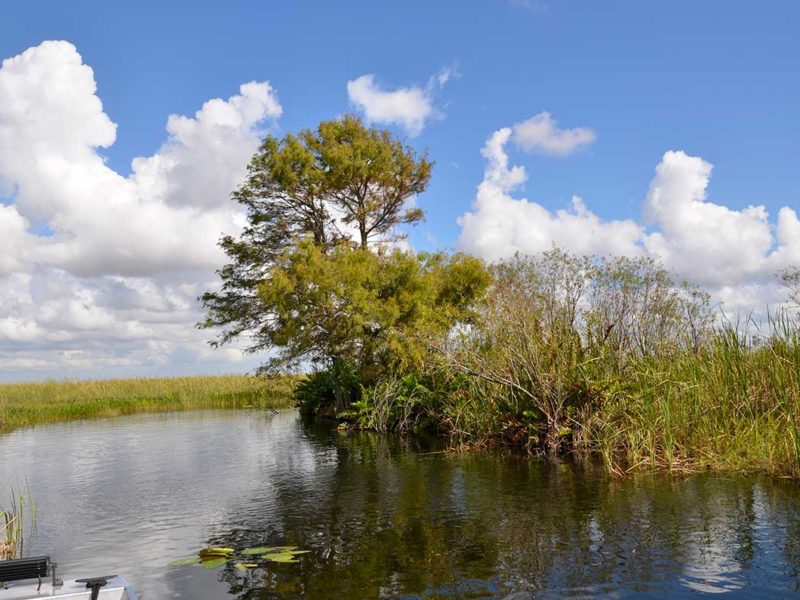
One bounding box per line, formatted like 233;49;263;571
4;0;797;247
0;0;798;380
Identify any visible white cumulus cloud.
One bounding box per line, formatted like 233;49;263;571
512;112;596;156
346;70;450;136
458;118;800;313
642;150;775;287
0;40;282;380
458;127;641;262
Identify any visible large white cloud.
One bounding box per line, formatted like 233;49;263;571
642;150;775;287
458;127;642;262
0;41;281;380
458;118;800;312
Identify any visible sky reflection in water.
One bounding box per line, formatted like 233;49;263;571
1;410;799;598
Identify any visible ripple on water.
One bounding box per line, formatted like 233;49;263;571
2;411;800;599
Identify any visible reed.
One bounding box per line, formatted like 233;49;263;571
590;315;800;478
430;315;800;477
0;375;299;433
417;251;800;477
0;487;34;560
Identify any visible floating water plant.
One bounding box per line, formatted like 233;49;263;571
260;549;310;564
169;545;309;570
198;546;234;558
240;545;296;555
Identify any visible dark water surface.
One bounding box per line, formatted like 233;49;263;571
1;410;799;599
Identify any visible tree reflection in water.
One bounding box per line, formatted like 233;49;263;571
202;425;800;599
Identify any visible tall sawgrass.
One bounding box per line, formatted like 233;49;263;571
427;313;800;477
591;314;800;477
0;375;299;433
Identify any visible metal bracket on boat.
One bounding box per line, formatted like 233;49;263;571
76;575;114;600
51;561;63;587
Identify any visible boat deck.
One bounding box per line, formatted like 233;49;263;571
1;576;134;599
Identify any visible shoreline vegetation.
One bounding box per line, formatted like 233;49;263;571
5;118;798;481
0;375;298;434
310;253;800;480
1;487;34;560
192;114;800;480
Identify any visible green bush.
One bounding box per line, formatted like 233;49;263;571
345;373;438;433
295;363;361;419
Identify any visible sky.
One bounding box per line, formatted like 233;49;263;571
0;0;798;381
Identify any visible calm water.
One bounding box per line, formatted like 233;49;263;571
1;410;800;599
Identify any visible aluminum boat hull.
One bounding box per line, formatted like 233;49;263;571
1;575;135;599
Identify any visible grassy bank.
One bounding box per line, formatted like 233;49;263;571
302;250;800;479
0;375;298;433
340;321;800;479
588;323;800;478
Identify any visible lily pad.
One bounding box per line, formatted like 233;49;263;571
168;557;201;567
263;553;299;563
170;544;309;571
198;546;235;556
262;550;308;563
241;545;297;555
200;557;229;569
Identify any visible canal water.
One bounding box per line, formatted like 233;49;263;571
1;410;799;598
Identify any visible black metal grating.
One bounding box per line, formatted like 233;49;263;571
0;555;49;582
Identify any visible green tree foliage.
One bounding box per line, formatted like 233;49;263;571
200;114;433;350
261;240;489;381
310;116;431;248
200;116;487;419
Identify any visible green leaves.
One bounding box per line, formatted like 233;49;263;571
261;549;310;563
170;544;310;571
306;114;431;247
167;557;201;567
200;558;229;569
260;241;490;393
241;545;297;555
197;546;234;558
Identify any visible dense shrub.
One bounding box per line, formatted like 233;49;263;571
342;373;444;433
295;362;361;419
430;249;711;453
302;246;800;477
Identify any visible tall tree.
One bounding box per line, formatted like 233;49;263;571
201;115;433;352
308;115;430;248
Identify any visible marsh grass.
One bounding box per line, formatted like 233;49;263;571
421;251;800;477
590;315;800;478
0;487;35;560
0;375;298;433
433;317;800;478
